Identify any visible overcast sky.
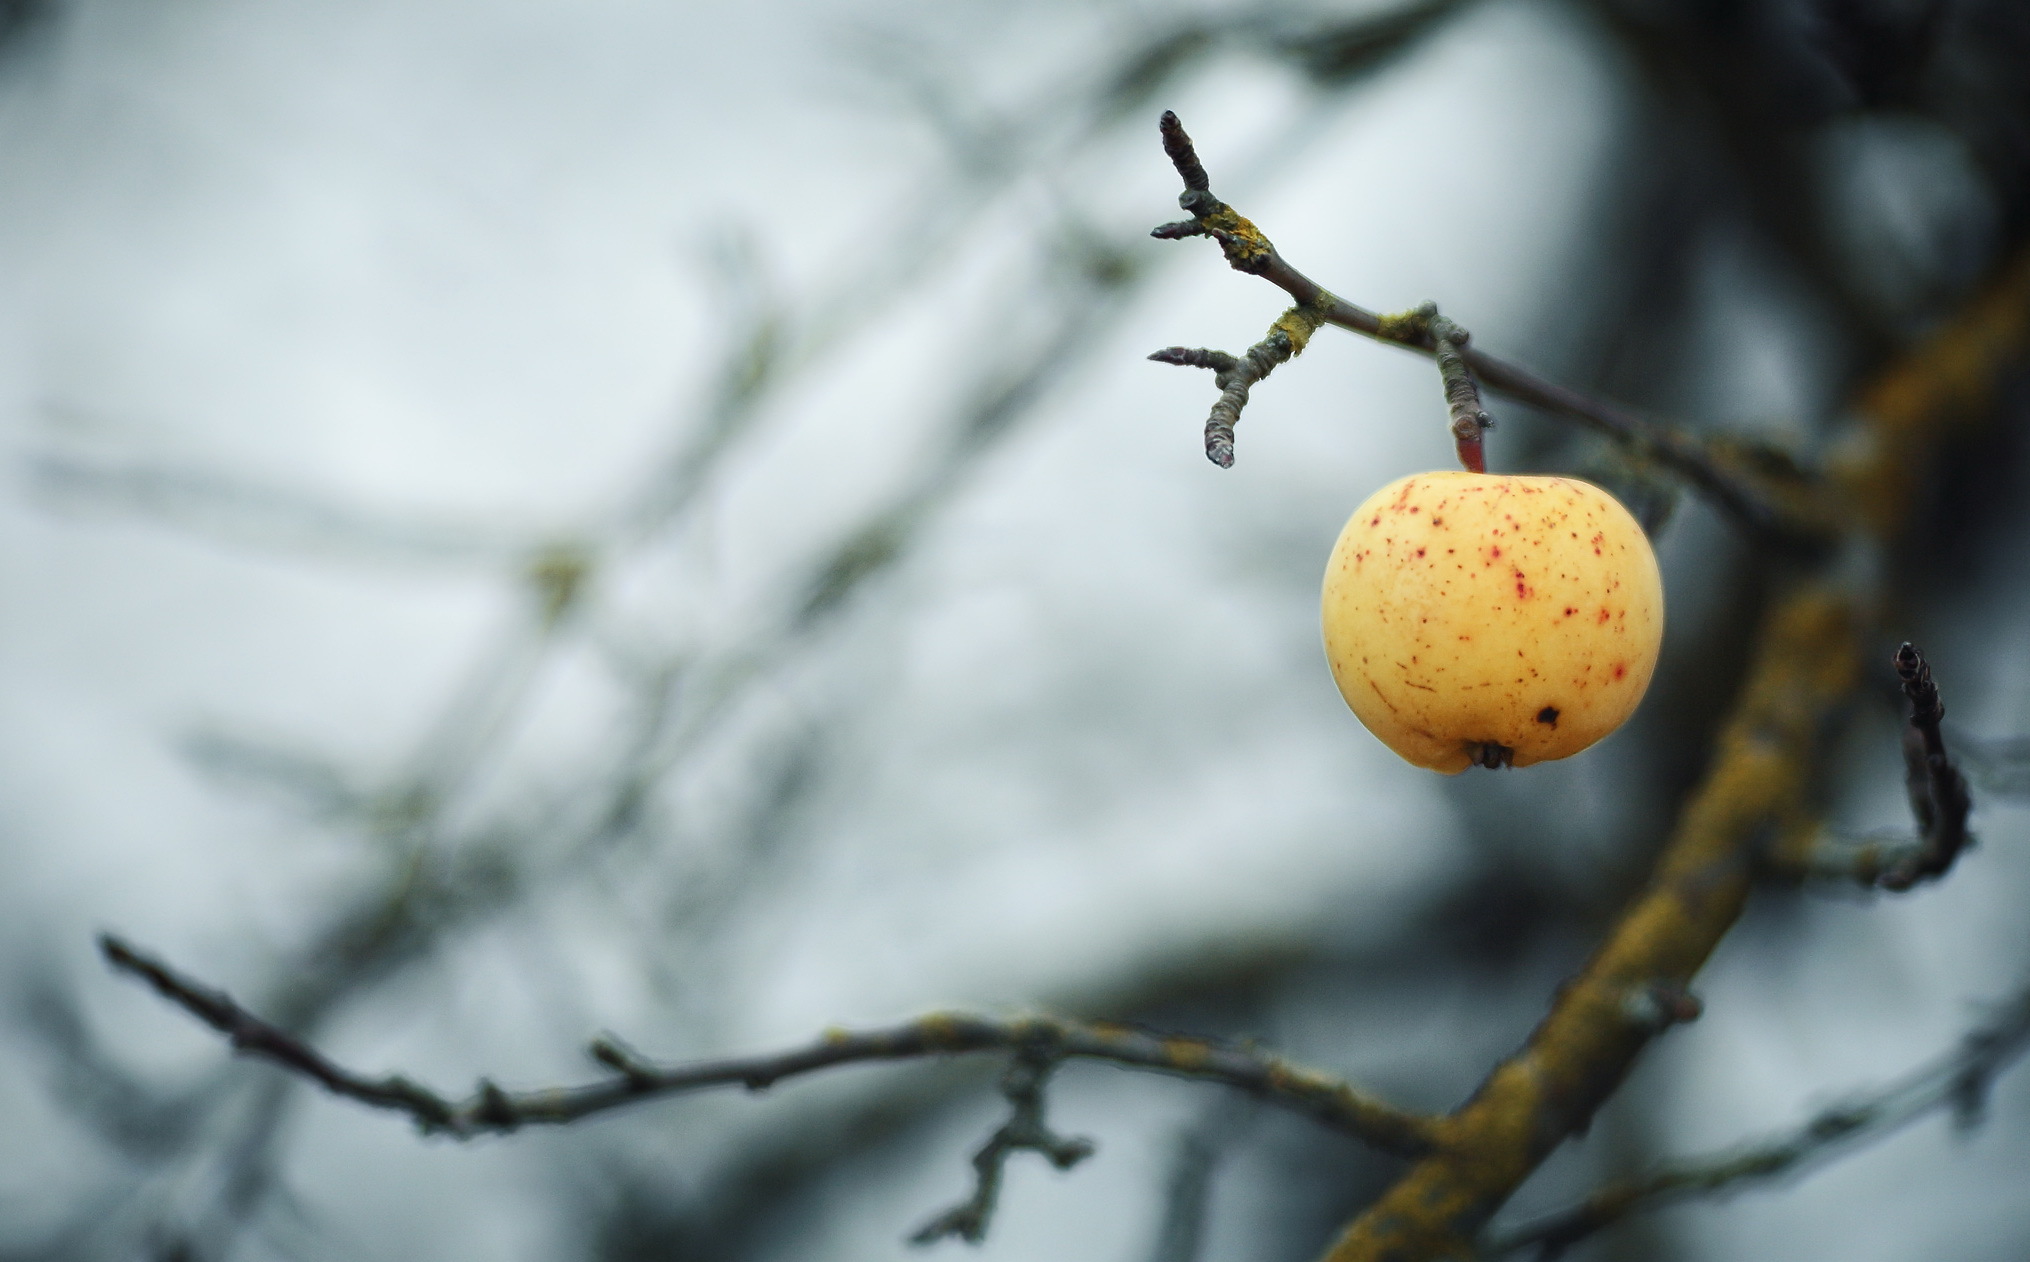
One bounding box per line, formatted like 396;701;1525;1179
3;3;2029;1261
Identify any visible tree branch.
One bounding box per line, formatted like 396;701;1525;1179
1142;1090;1259;1262
98;934;463;1123
908;1045;1094;1245
1772;642;1973;889
1484;976;2030;1258
1150;302;1327;467
98;934;1439;1155
1307;236;2030;1262
1146;111;1831;549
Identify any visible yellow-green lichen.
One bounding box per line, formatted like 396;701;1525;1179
1273;303;1330;356
1200;203;1272;269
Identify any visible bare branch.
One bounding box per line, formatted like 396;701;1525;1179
1150;301;1327;467
1485;977;2030;1258
27;449;521;567
1777;643;1973;888
1146;112;1832;549
1159;107;1211;193
908;1046;1094;1245
99;934;1439;1155
98;935;457;1130
1142;1090;1259;1262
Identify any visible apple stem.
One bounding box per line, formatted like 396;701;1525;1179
1426;309;1495;472
1455;430;1487;475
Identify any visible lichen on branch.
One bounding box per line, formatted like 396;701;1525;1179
1150;300;1329;467
1145;111;1833;551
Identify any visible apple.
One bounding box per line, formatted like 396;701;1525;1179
1321;471;1664;773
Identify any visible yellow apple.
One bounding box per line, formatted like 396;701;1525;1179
1321;471;1664;773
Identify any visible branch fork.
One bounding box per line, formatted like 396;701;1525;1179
1150;306;1325;468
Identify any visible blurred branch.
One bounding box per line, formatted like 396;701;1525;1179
27;448;520;567
1093;0;1479;127
101;934;1441;1154
1149;307;1326;469
1146;111;1833;549
1832;245;2030;537
1142;1090;1259;1262
1779;643;1974;888
176;728;376;825
1485;975;2030;1258
60;105;1157;1262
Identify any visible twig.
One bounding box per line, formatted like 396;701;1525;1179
1780;643;1973;888
1146;111;1830;548
99;934;1439;1154
1887;642;1973;885
908;1045;1093;1245
1484;977;2030;1258
1150;304;1327;468
97;935;458;1130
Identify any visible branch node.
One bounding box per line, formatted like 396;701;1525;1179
474;1079;520;1132
1374;301;1437;344
589;1034;660;1090
1150;306;1328;469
